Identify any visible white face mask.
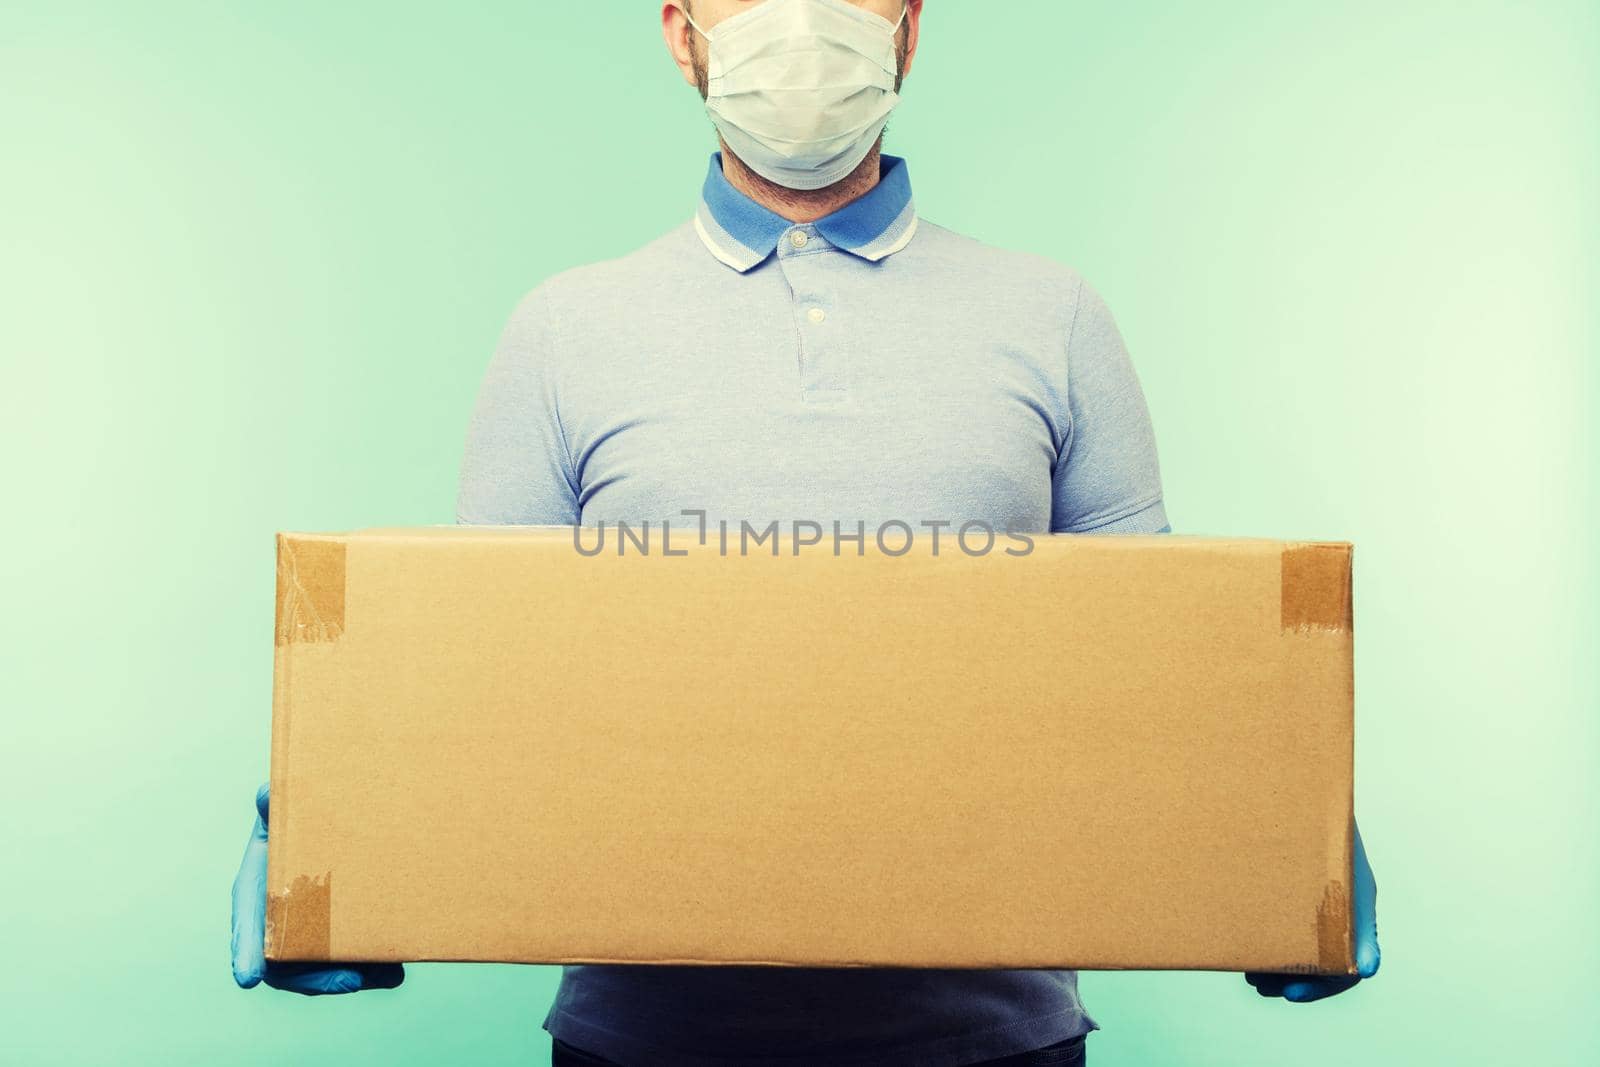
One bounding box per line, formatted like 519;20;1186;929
685;0;908;191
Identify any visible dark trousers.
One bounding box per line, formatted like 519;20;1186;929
552;1034;1087;1067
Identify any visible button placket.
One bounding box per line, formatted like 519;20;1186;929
774;230;848;401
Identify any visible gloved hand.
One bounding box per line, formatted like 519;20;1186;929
231;783;406;995
1245;819;1380;1002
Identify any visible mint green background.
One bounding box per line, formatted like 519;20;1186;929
3;2;1595;1064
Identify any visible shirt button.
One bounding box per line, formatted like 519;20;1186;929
807;307;827;324
790;230;809;249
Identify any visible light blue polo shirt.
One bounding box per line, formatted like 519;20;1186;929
458;153;1170;1067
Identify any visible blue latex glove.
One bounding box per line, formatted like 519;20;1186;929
231;783;406;995
1245;820;1380;1002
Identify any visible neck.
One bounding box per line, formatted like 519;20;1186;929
718;138;884;224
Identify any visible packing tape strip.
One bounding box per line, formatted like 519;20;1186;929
1279;543;1353;634
276;536;346;646
1316;878;1354;974
266;871;333;960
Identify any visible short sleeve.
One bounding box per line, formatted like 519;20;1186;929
455;286;582;526
1051;276;1169;534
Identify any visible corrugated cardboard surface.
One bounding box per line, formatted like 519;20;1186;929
267;528;1355;975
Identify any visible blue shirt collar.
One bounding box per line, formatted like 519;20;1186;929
694;152;920;273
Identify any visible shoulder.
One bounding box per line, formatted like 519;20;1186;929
908;218;1107;332
911;219;1088;290
503;221;703;331
911;221;1141;390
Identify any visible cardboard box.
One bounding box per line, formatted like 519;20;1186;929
267;526;1356;974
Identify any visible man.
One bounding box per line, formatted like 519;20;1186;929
231;2;1381;1064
